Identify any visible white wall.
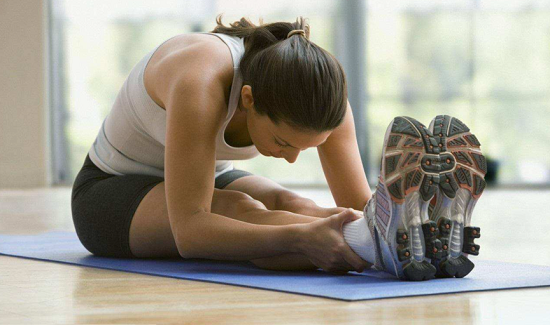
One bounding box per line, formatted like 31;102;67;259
0;0;50;189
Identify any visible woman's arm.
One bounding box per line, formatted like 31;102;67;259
317;100;372;211
161;42;306;260
176;210;303;260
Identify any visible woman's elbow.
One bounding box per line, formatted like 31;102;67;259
175;233;201;259
172;220;201;259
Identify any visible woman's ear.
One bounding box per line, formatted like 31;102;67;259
240;85;254;112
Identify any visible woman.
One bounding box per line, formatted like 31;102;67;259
71;15;486;281
71;15;373;275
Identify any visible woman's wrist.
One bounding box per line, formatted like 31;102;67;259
288;223;309;254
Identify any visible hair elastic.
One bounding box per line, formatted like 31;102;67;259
287;29;306;39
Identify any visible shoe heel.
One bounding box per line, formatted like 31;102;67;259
431;190;477;277
402;260;437;281
396;224;436;281
429;115;486;278
375;116;441;281
438;255;475;278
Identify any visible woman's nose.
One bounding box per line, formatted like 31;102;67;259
282;148;301;163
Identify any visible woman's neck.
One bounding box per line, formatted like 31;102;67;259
224;101;253;147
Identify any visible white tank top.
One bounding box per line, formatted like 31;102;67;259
87;32;259;178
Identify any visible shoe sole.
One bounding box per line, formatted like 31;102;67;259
375;116;444;281
428;115;486;278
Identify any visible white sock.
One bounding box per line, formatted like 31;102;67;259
342;217;376;264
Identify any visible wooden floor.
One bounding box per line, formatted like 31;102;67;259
1;187;549;324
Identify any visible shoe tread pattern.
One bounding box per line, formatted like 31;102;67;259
430;115;485;279
433;115;487;199
385;117;441;204
377;117;439;281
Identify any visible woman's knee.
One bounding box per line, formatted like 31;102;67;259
212;189;267;217
237;193;267;213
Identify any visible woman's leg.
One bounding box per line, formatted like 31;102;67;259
72;156;325;271
129;180;320;270
71;154;166;258
216;172;323;271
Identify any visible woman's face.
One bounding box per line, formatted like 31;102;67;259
240;86;332;164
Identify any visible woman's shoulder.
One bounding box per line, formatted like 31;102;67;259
152;33;234;67
144;33;235;110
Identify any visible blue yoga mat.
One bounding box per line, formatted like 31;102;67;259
1;231;550;301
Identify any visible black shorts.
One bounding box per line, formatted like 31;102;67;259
71;154;253;259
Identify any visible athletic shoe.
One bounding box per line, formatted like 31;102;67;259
427;115;486;278
364;116;445;281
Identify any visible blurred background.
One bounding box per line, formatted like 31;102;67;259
1;0;549;189
2;3;550;323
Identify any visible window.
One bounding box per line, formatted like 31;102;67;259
51;0;550;186
365;0;550;185
51;0;336;186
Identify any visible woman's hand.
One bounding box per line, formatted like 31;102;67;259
294;208;370;275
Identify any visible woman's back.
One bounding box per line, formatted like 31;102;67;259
87;32;259;178
72;15;378;280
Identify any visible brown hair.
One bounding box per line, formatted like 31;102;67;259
210;14;348;133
